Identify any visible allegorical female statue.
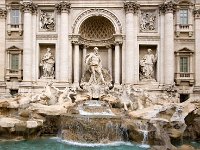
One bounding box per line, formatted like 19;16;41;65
140;48;157;80
40;48;55;79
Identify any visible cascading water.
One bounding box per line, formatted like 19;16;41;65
59;100;128;143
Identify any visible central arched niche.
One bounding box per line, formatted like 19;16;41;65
79;16;115;41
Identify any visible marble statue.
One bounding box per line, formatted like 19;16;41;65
140;49;157;80
80;47;112;98
85;47;105;84
81;47;112;86
40;48;55;79
40;10;55;31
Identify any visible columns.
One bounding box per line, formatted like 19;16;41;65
159;7;165;84
114;42;120;85
73;42;80;85
21;1;37;81
32;10;37;81
124;2;139;84
68;41;73;83
56;2;71;82
160;1;176;85
0;8;6;81
194;9;200;86
107;45;112;76
82;45;87;74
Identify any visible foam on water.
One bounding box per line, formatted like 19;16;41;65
78;109;115;116
52;137;138;147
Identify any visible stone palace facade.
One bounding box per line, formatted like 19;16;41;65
0;0;200;100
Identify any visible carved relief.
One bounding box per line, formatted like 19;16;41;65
140;10;157;32
40;10;55;31
40;48;55;79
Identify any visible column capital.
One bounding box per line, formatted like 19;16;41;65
20;2;38;13
106;45;112;49
124;2;140;14
83;45;89;49
72;40;80;45
194;9;200;19
159;1;176;14
0;8;7;19
114;41;122;46
55;1;71;14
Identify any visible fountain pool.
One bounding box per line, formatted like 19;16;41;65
0;137;149;150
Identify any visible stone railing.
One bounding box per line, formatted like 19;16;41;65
7;24;23;36
175;72;194;85
5;69;22;81
175;23;193;37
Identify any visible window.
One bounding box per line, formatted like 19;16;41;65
10;9;20;28
174;48;194;85
11;54;19;70
5;46;22;81
180;57;189;73
180;9;188;25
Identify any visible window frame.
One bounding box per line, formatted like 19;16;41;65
5;46;23;81
180;9;188;25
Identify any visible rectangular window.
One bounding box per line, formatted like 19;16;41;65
10;9;20;25
11;54;19;70
180;9;188;25
180;57;189;73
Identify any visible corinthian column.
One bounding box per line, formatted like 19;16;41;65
124;2;139;84
194;9;200;87
21;1;37;81
0;8;6;81
73;41;80;86
56;1;70;82
114;42;120;85
160;1;176;85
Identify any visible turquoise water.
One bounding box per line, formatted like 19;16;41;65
0;137;149;150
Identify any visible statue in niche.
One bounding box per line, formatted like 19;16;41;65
140;49;157;80
40;48;55;79
40;10;55;31
140;11;156;32
80;47;112;98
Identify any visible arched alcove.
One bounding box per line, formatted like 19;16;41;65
79;16;115;41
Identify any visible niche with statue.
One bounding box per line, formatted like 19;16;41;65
39;44;55;79
139;45;157;81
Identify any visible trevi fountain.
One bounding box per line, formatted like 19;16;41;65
0;47;199;150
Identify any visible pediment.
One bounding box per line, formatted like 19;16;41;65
7;46;21;50
175;47;194;53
